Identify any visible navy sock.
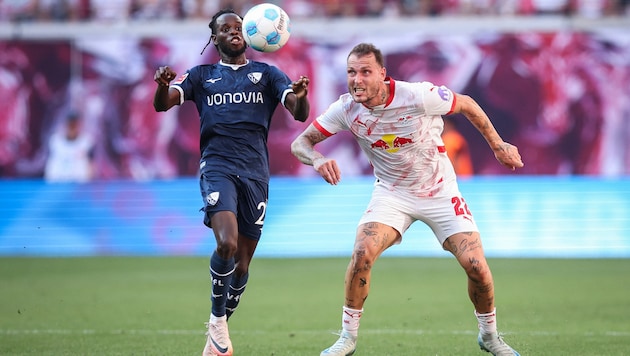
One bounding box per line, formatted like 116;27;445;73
226;272;249;320
209;251;235;318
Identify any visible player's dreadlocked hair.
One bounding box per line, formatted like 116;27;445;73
200;8;241;55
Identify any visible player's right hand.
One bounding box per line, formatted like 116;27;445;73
291;75;310;98
313;157;341;185
154;66;177;87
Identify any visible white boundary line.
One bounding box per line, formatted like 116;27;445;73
1;329;628;337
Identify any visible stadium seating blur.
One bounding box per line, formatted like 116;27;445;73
0;0;628;22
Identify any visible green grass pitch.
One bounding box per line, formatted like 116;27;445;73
1;257;629;355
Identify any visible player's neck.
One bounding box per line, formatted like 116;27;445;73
220;54;247;66
365;83;390;108
219;59;249;70
379;83;389;105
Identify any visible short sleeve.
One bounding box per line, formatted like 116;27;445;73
314;98;348;137
171;69;194;104
422;84;456;116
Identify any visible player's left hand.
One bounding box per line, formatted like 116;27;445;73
291;76;309;98
313;157;341;185
494;142;524;170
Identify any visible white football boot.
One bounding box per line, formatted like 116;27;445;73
478;332;520;356
320;330;356;356
203;316;233;356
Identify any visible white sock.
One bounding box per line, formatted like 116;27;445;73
210;314;227;324
342;306;363;338
475;308;497;335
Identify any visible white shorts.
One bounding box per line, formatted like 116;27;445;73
358;179;479;248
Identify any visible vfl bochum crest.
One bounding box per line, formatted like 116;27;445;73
248;72;262;84
206;192;220;206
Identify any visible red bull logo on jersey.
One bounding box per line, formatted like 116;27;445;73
370;134;414;153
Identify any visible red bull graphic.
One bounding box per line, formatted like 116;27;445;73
370;134;414;153
371;139;390;150
393;136;413;147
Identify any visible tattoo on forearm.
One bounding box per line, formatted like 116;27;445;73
292;130;327;165
466;106;501;147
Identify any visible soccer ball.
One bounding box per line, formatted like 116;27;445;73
242;3;291;53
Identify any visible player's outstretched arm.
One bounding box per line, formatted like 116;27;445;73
453;93;524;170
285;76;310;122
291;124;341;185
153;66;180;112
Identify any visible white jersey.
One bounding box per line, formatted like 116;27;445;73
314;78;458;197
45;133;94;183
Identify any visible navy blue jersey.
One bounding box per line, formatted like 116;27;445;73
172;61;293;183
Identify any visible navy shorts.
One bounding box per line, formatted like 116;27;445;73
199;172;268;241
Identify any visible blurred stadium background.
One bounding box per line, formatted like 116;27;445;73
0;1;629;258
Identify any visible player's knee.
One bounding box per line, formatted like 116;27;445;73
350;245;377;272
216;239;238;258
464;261;492;284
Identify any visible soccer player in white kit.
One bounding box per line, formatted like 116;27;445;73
291;43;523;356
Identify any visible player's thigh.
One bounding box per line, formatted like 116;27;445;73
354;222;402;258
417;192;478;247
443;231;487;270
358;184;413;243
199;172;238;228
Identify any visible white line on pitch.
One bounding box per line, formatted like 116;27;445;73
0;329;629;337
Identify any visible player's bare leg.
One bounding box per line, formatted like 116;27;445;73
444;232;494;313
321;222;400;356
444;232;519;356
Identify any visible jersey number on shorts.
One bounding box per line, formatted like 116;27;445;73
255;201;267;226
451;196;472;217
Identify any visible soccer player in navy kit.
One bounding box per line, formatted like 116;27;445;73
153;9;310;356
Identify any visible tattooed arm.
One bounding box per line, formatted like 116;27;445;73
452;93;524;170
291;123;342;185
